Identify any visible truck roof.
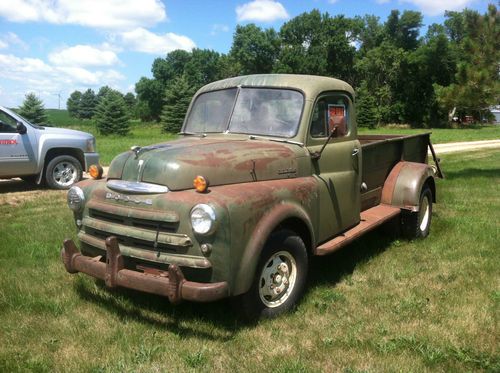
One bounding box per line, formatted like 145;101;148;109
196;74;355;100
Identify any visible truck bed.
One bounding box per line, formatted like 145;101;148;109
359;133;431;211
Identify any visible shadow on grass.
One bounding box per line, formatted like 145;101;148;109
74;278;240;340
0;179;41;194
72;221;399;336
443;168;500;180
308;223;397;287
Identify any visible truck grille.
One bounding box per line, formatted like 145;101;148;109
80;201;191;256
89;208;178;233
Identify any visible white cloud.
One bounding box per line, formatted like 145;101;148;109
0;32;28;50
0;53;124;91
236;0;289;22
211;24;230;36
49;45;120;67
378;0;478;15
0;0;166;30
120;28;196;54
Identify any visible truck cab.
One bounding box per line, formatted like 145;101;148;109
61;75;442;320
0;106;99;189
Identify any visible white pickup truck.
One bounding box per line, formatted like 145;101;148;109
0;106;99;189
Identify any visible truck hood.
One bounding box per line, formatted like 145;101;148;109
40;126;94;139
107;136;310;191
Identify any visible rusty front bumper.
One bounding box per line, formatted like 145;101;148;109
61;236;229;304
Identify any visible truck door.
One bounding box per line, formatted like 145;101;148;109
307;93;361;242
0;110;38;177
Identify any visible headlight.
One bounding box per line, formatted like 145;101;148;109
190;204;216;235
85;137;96;152
67;186;85;212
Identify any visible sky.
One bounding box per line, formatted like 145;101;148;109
0;0;492;109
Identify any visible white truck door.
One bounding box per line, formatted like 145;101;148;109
0;109;38;177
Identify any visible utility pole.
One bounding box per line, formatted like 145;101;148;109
53;92;61;110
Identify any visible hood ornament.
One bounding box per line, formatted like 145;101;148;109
130;144;171;159
131;145;141;159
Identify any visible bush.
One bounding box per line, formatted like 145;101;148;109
18;93;48;124
94;92;130;136
161;76;194;133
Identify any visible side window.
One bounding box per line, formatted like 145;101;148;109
0;111;18;133
310;95;350;138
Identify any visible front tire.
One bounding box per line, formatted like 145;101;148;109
45;155;82;190
401;185;433;239
237;229;308;321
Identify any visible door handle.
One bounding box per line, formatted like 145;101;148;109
351;148;359;156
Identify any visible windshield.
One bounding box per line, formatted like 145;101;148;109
184;88;303;138
0;107;44;129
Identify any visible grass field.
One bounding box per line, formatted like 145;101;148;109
44;110;500;166
0;148;498;372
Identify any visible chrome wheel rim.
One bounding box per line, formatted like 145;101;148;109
419;195;430;232
258;251;297;308
53;161;78;187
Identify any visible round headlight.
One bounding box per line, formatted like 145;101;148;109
190;204;216;235
67;186;85;212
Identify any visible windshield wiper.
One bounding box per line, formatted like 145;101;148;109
248;135;303;147
179;131;207;137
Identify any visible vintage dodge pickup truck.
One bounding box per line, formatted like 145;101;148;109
61;74;443;319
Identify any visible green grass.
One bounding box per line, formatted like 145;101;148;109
359;125;500;144
44;110;500;166
0;149;498;372
45;110;174;165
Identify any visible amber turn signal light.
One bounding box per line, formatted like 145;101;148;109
193;175;208;193
89;164;104;179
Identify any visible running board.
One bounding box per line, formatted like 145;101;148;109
315;204;401;256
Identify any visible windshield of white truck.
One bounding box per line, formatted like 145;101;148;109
184;88;304;138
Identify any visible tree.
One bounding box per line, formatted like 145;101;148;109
94;92;130;136
356;83;378;128
161;76;194;133
276;10;358;82
230;24;279;74
123;92;137;117
435;5;500;121
135;77;164;121
79;89;97;119
66;91;82;118
385;10;423;51
18;93;47;124
96;86;115;105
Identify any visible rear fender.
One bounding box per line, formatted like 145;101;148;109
232;202;314;296
381;161;435;212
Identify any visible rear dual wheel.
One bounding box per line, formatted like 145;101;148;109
401;185;433;239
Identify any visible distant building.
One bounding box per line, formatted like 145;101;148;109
491;105;500;123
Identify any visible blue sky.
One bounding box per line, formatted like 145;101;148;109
0;0;491;109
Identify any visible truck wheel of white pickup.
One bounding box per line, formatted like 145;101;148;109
401;185;433;239
237;229;308;321
45;155;83;190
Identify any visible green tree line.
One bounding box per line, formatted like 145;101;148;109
59;4;497;135
136;5;498;133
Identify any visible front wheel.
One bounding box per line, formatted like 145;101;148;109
45;155;82;190
237;229;308;321
401;185;433;239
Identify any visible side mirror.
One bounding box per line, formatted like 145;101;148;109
16;122;27;134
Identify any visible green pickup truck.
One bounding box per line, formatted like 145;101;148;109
61;74;443;319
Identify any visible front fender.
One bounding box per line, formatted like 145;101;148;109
232;201;314;295
381;161;435;212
